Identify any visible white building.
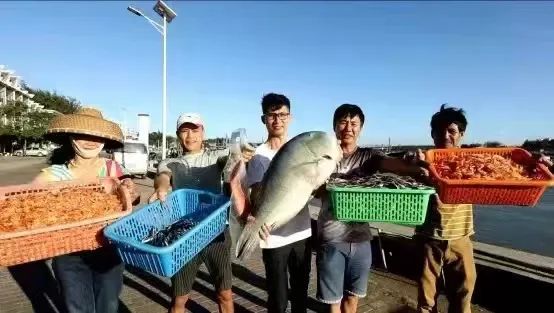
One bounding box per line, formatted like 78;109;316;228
114;114;150;144
0;65;44;110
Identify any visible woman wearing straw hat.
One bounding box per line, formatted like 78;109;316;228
33;107;137;313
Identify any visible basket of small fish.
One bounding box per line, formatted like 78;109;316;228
103;189;230;277
326;173;435;225
427;148;554;206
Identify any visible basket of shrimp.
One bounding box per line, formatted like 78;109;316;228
327;173;436;225
103;189;230;277
426;148;554;206
0;178;133;266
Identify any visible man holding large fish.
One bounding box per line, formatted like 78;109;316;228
229;100;427;313
231;93;339;313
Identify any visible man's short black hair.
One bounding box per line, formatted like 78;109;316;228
261;93;290;114
333;103;365;128
430;104;468;133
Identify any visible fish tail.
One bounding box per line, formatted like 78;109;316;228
235;222;260;262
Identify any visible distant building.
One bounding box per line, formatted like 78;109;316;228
137;114;150;146
0;65;59;130
115;113;151;145
0;65;44;110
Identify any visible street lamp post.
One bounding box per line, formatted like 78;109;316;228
127;0;177;160
162;13;167;159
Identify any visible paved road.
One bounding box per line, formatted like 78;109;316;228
0;157;49;185
0;158;491;313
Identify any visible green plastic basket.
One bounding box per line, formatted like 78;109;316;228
327;186;436;225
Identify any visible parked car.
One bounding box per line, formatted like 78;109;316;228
13;147;49;157
112;142;149;178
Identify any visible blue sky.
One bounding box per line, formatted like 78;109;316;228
1;1;553;145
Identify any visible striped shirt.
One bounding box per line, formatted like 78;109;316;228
157;149;230;227
39;158;127;182
157;149;229;194
415;202;474;240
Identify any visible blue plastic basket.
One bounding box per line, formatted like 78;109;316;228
103;189;230;277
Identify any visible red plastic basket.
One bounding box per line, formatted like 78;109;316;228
426;148;554;206
0;178;132;266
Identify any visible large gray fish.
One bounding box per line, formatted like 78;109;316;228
230;131;342;261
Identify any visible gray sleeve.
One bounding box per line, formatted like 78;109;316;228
157;159;172;176
246;155;267;187
360;150;386;174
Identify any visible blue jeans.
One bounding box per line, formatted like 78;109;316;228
52;247;124;313
316;241;372;304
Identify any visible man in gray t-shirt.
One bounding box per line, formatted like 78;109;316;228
316;104;425;313
157;147;227;193
318;148;384;244
149;113;253;313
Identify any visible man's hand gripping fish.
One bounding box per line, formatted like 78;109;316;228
229;131;343;261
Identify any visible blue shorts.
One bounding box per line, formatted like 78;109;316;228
316;241;372;304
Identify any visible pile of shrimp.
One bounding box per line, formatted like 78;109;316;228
434;154;543;181
0;188;121;233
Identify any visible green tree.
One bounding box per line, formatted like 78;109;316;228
25;87;81;114
0;101;57;155
149;131;162;147
484;141;503;148
522;138;554;152
166;135;177;148
149;131;178;148
0;101;26;138
0;102;25;153
25;109;56;140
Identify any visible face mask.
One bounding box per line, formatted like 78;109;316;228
70;137;104;159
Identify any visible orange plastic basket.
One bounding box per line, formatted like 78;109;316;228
0;178;132;266
426;148;554;206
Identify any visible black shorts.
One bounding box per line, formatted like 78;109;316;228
171;227;232;297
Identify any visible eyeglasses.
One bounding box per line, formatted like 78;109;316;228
263;113;290;121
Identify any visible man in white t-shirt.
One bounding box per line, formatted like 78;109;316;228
246;93;312;313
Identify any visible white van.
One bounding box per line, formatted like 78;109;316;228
112;142;149;178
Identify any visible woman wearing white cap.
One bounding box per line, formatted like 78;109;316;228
149;112;254;313
32;107;137;313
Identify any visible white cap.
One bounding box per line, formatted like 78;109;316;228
176;113;204;130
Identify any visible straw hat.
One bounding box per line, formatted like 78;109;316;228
46;107;124;148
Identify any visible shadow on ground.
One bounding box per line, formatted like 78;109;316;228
8;261;64;313
389;305;418;313
8;261;133;313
